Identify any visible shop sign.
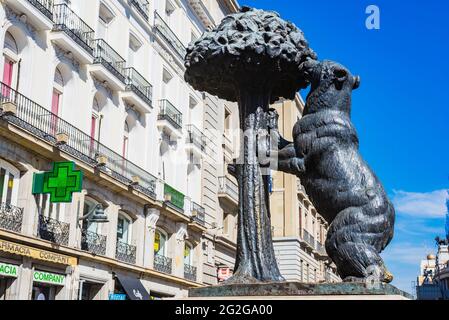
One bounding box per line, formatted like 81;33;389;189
217;267;233;282
33;271;65;286
0;239;77;266
0;262;18;278
109;293;127;300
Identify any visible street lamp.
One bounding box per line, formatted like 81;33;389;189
78;203;109;224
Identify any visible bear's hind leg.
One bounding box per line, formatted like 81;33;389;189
325;206;393;283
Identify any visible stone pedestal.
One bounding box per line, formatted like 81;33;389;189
188;282;413;300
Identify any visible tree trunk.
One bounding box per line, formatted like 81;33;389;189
227;89;284;283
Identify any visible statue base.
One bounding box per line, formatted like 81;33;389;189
188;281;413;300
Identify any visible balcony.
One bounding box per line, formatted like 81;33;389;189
303;229;315;250
154;254;172;274
130;0;149;21
5;0;54;30
81;229;107;256
154;11;187;59
218;176;239;208
157;100;182;139
0;82;157;199
38;215;69;246
50;4;95;64
184;264;197;282
115;240;137;264
121;67;153;114
191;202;205;226
185;124;206;159
315;241;328;259
89;39;127;91
0;203;23;233
163;183;185;213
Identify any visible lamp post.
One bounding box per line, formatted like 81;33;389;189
77;203;109;225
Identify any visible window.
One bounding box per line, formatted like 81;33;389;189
165;0;175;22
0;160;20;206
90;98;101;152
154;229;167;257
128;33;142;68
37;194;65;221
117;212;132;244
83;197;100;233
3;31;18;91
122;121;130;159
184;242;193;265
224;108;231;135
98;2;115;39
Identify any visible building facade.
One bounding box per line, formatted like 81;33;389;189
0;0;241;300
270;97;341;284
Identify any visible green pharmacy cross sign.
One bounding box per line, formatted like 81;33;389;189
32;162;83;203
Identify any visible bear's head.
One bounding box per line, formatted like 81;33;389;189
302;59;360;115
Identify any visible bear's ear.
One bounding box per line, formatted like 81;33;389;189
333;68;348;90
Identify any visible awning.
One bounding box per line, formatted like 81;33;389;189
115;273;150;301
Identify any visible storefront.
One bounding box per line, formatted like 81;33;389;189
0;261;19;299
0;238;77;299
112;273;150;300
31;269;66;300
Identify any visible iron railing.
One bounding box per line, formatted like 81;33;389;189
52;4;95;55
191;202;205;226
218;176;239;203
154;11;186;58
154;254;172;274
38;215;70;246
115;240;137;264
186;124;206;152
303;229;315;249
130;0;149;21
124;67;153;107
184;264;197;281
0;202;23;233
0;82;157;198
158;100;182;129
27;0;54;20
92;39;127;84
81;229;107;256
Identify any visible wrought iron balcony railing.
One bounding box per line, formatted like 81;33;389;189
192;203;205;223
124;67;153;107
130;0;149;21
0;202;23;233
38;215;69;246
53;4;95;55
303;229;315;249
184;264;197;281
92;39;127;84
27;0;54;20
154;254;172;274
154;11;186;58
115;240;137;264
81;229;107;256
186;124;206;152
218;176;239;203
191;202;205;226
158;100;182;129
0;82;157;198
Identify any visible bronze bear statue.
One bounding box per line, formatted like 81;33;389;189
268;59;395;283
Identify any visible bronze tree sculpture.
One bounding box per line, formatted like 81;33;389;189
185;6;316;283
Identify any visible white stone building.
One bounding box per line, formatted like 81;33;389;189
0;0;240;300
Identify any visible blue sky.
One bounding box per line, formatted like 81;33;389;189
240;0;449;293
